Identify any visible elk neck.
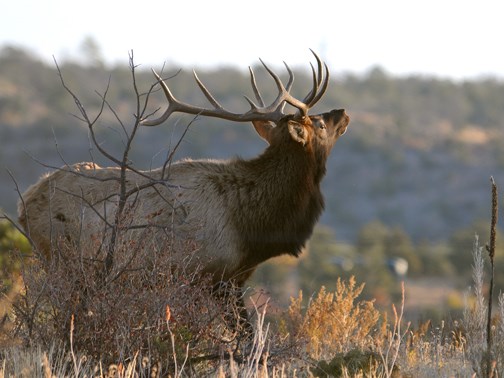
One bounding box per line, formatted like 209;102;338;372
226;139;326;274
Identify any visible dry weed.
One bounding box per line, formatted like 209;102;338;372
286;276;380;360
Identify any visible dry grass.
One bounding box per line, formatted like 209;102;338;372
1;265;504;377
285;276;380;361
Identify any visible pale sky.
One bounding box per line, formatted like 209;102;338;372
2;0;504;80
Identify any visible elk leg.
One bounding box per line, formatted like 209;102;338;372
212;281;252;339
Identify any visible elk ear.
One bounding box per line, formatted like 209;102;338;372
287;120;308;146
252;120;275;144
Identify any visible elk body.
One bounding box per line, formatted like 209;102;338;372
18;53;350;291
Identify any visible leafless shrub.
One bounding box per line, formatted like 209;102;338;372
14;219;241;363
10;52;250;374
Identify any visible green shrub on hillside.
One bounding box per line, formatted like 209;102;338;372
0;219;30;287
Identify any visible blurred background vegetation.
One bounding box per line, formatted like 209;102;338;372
1;43;503;322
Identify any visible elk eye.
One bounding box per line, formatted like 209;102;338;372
319;122;326;130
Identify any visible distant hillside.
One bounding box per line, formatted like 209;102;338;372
1;45;504;242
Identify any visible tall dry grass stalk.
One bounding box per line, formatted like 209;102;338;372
463;235;487;362
377;282;409;378
462;232;504;377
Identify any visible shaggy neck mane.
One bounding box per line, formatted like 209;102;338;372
228;141;327;275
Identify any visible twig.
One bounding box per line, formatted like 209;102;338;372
160;116;197;180
69;314;82;377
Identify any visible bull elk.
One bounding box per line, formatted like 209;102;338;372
18;52;349;323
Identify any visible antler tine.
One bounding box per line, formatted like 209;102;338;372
284;61;295;91
258;58;284;105
259;58;309;117
193;70;225;110
248;67;265;107
311;48;323;87
302;63;319;106
308;62;330;107
141;69;178;126
279;61;295;113
302;50;330;108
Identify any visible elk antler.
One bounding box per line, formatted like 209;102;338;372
141;50;329;126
